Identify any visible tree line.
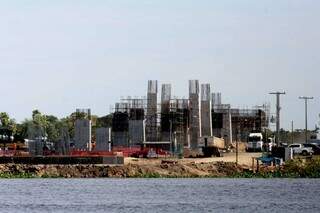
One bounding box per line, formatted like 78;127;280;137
0;110;112;143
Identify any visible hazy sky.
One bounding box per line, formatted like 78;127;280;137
0;0;319;130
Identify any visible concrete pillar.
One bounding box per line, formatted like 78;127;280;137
189;80;200;150
146;80;158;141
160;84;171;141
201;84;212;137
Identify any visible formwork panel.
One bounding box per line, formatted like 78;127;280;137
74;119;92;151
112;132;128;147
128;120;144;145
96;127;111;151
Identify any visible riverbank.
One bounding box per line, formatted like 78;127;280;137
0;161;242;178
0;156;319;178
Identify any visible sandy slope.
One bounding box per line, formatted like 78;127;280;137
125;152;262;167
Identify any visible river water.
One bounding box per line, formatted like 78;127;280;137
0;179;319;213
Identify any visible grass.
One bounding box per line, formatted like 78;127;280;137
231;157;320;178
0;172;35;179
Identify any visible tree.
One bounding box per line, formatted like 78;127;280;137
20;110;68;142
0;112;17;134
97;114;113;128
45;115;61;142
32;110;41;120
0;112;10;126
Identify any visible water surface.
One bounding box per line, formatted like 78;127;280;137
0;179;319;213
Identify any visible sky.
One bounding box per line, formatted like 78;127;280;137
0;0;319;130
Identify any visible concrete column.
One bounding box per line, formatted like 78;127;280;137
160;84;171;141
189;80;200;150
146;80;158;141
201;84;212;137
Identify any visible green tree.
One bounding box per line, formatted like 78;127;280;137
97;114;113;128
19;110;69;142
0;112;17;134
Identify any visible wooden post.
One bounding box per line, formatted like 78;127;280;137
252;157;255;173
256;159;260;172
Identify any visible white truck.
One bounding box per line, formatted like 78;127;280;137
247;133;264;152
288;144;313;156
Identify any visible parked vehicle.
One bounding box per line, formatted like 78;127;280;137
288;143;313;156
308;139;320;146
303;143;320;155
247;133;263;152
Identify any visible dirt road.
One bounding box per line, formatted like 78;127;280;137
125;152;262;167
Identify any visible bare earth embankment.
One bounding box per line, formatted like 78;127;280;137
0;153;261;178
1;152;319;178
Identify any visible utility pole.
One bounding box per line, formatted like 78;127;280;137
291;120;294;144
269;92;286;147
229;107;233;145
299;96;314;143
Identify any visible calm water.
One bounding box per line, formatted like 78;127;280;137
0;179;319;213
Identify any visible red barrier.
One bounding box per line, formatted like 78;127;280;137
70;150;115;157
112;146;142;157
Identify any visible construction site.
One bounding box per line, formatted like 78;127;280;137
109;80;270;157
0;80;270;165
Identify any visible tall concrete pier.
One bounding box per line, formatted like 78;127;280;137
201;84;212;137
146;80;158;141
189;80;200;150
160;84;172;141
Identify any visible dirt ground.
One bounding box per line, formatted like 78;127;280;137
125;152;262;167
0;152;262;178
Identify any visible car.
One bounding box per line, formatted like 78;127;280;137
288;143;313;156
308;139;320;146
303;143;320;155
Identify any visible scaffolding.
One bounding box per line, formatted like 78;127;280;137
169;99;189;152
113;97;147;146
76;108;91;120
110;80;270;153
213;104;269;142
